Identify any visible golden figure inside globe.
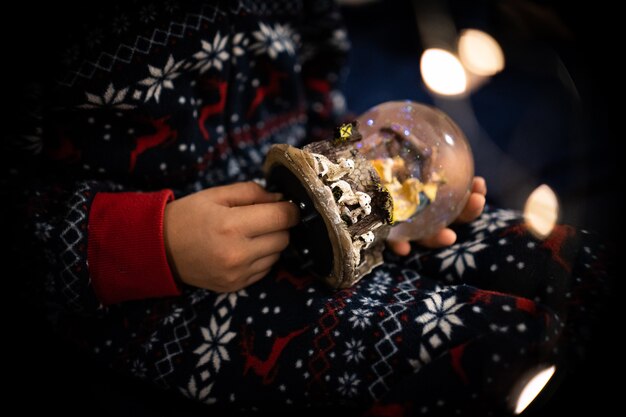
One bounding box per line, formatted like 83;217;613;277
264;101;474;288
366;129;445;223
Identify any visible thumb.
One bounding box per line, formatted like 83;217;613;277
211;181;282;207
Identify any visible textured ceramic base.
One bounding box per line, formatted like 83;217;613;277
264;144;390;288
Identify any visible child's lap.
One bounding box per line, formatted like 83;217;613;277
78;207;606;411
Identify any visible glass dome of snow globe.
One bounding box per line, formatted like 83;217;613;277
355;101;474;241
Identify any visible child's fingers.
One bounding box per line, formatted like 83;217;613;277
456;193;485;224
212;181;281;207
249;253;281;275
249;230;291;257
237;201;300;237
472;176;487;196
416;228;457;248
231;254;280;291
387;240;411;256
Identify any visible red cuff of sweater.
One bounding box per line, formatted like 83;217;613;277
88;190;181;305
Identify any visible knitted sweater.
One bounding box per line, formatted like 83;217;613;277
4;0;348;313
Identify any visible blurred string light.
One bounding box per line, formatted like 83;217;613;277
419;29;504;97
524;184;559;239
420;48;467;95
458;29;505;76
514;365;557;414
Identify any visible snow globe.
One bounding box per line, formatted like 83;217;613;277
264;101;474;288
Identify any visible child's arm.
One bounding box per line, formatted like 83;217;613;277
163;182;300;292
5;175;185;312
387;177;487;255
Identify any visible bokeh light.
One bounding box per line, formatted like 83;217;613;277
524;184;559;239
514;365;556;414
420;48;467;96
458;29;505;76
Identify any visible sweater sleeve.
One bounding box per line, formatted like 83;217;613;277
5;176;181;314
3;85;181;315
2;4;190;312
88;190;181;305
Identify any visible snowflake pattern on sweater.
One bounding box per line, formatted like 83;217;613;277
6;0;348;312
63;207;606;415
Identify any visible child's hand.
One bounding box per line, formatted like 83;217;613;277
387;177;487;256
163;182;300;292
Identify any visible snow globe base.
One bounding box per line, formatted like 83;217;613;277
264;139;393;289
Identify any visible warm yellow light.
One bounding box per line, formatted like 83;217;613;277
514;365;556;414
458;29;505;76
524;184;558;239
420;48;467;96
